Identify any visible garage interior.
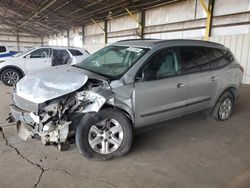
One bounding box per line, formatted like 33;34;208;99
0;0;250;187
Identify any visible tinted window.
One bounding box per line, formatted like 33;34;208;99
69;49;83;56
222;49;234;63
0;46;7;53
139;48;181;81
205;48;233;70
52;49;70;66
181;47;210;73
29;48;51;58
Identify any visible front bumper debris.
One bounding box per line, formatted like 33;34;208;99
10;104;39;124
16;121;33;140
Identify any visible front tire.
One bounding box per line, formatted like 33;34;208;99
212;91;234;121
1;68;22;86
76;108;133;160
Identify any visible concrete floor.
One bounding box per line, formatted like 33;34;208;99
0;83;250;188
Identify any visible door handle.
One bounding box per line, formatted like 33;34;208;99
211;76;218;81
177;83;186;88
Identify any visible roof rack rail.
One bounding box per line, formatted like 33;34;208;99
117;38;160;42
155;39;224;47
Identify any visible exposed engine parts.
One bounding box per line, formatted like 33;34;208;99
11;79;113;149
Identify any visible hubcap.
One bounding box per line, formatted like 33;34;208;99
219;98;232;120
3;71;19;85
88;118;124;154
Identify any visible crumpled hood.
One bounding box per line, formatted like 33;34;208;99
16;65;89;104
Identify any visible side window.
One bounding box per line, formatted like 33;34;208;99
0;46;7;53
69;49;83;56
52;49;70;66
181;46;210;73
138;48;181;81
206;48;233;70
29;48;51;58
221;49;234;63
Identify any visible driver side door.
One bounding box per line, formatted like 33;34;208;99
24;48;51;74
134;47;188;127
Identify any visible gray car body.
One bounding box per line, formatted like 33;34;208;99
10;39;243;144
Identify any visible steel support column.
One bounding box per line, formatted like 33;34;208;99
104;20;108;44
199;0;214;40
140;10;145;39
91;19;107;44
41;37;44;46
208;0;214;38
17;34;20;51
125;8;143;38
82;25;85;45
67;30;70;46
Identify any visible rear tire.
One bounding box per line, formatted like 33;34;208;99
1;68;22;86
212;91;234;121
76;108;133;160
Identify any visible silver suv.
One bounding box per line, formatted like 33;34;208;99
10;39;243;160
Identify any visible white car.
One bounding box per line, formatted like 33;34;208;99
0;46;89;86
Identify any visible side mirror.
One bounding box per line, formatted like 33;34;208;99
135;69;156;81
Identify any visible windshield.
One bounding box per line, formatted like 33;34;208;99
14;48;34;57
74;45;149;79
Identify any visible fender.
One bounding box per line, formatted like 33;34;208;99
0;65;25;77
212;84;238;107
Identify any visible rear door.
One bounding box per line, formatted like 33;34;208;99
52;49;71;66
181;46;218;114
134;47;188;127
68;49;89;64
24;48;51;74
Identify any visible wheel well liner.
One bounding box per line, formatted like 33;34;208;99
102;104;134;126
223;87;236;102
213;86;237;108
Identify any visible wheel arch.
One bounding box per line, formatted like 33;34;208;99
0;65;25;78
102;104;135;128
213;85;237;108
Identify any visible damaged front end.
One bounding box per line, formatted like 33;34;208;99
10;75;112;149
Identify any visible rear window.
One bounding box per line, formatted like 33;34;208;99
181;46;234;73
204;48;234;70
69;49;83;56
0;46;7;53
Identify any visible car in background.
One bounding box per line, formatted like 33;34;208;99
0;45;19;60
10;39;243;160
0;46;89;86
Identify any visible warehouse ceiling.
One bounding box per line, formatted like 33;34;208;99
0;0;178;36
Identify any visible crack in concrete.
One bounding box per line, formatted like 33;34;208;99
49;168;118;187
0;127;44;188
99;180;118;188
0;127;118;188
48;168;73;176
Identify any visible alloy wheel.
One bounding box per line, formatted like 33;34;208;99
3;71;20;85
88;118;124;154
218;97;232;120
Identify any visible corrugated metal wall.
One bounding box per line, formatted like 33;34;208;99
0;32;42;51
44;0;250;84
210;34;250;84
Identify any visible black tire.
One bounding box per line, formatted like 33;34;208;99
1;68;22;86
76;108;133;160
212;91;234;121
